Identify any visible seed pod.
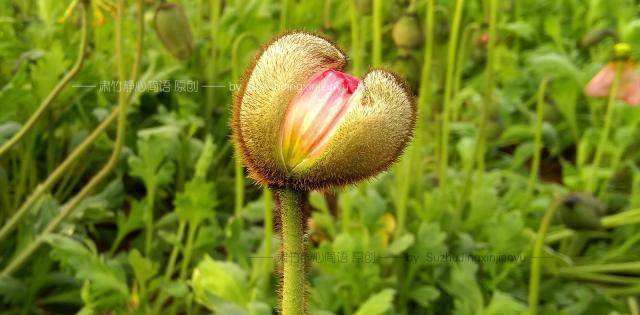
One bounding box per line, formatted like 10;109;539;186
392;14;423;50
154;3;193;60
559;192;606;230
580;28;617;49
232;32;416;190
355;0;372;15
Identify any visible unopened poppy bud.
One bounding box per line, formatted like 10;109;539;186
580;28;617;48
154;3;193;60
233;32;416;190
559;193;606;231
392;14;423;50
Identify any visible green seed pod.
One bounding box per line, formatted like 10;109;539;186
559;192;607;230
579;28;617;49
232;32;416;191
355;0;372;15
154;3;193;60
392;14;423;50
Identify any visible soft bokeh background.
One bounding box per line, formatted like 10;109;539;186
2;0;640;314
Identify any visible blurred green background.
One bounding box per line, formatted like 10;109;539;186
2;0;640;314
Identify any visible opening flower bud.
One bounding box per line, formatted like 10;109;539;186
233;32;416;190
280;69;360;172
154;3;193;60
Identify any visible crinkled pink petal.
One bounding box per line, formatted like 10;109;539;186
585;63;616;98
280;69;360;170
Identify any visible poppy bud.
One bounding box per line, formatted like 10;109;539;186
233;32;416;190
579;28;617;49
559;193;606;230
392;14;423;50
154;3;193;60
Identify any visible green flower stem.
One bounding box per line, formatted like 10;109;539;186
0;0;143;277
601;208;640;228
0;108;118;244
204;0;220;134
145;184;156;256
417;0;435;133
460;0;495;206
451;22;478;122
438;0;464;188
527;78;549;196
280;0;289;31
263;188;273;272
586;62;622;193
557;270;639;285
231;33;259;217
528;199;560;315
0;2;88;158
629;297;640;315
348;0;362;76
557;262;640;274
372;0;382;67
323;0;332;30
274;187;307;315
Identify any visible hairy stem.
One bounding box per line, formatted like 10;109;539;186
0;2;88;158
274;187;307;315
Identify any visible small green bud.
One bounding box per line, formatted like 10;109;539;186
392;14;423;50
614;42;631;60
154;3;194;60
579;28;617;48
559;193;606;230
355;0;372;15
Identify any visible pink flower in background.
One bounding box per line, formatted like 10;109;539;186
585;61;640;106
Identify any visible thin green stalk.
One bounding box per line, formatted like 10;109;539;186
323;0;332;30
526;78;549;195
0;4;93;241
0;109;118;243
460;0;495;205
601;208;640;228
145;184;156;256
0;2;88;158
528;199;560;315
280;0;289;31
372;0;382;67
451;22;478;122
274;188;307;315
558;270;639;285
348;0;362;76
586;62;622;193
438;0;464;187
557;262;640;274
151;220;186;313
629;297;640;315
231;33;259;217
263;188;273;275
417;0;435;132
204;0;220;134
0;0;143;277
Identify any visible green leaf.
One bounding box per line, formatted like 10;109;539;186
386;233;414;256
127;249;158;287
353;288;396;315
192;255;250;311
409;285;440;308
